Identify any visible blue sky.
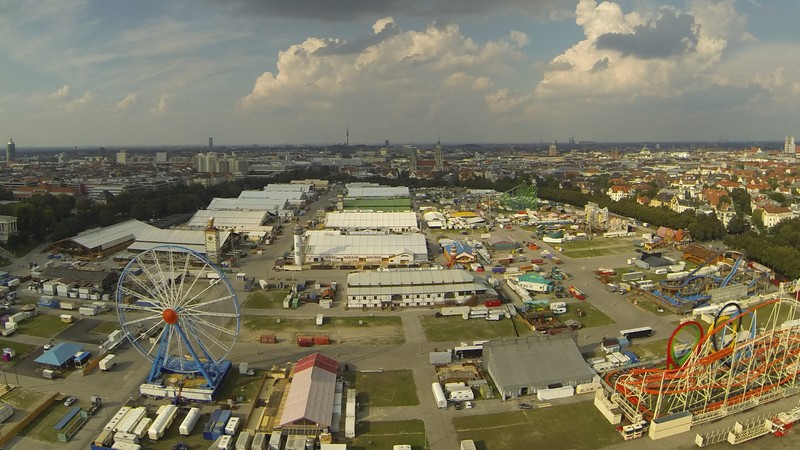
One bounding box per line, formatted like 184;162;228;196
1;0;799;147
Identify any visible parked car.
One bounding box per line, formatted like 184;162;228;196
63;396;77;407
465;401;475;409
453;401;464;410
518;403;533;410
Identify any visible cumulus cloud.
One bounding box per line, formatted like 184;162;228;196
222;0;569;21
47;85;71;101
150;93;174;115
595;9;698;59
534;0;744;100
238;18;524;113
65;91;94;112
115;93;139;110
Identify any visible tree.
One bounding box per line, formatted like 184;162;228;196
726;215;750;235
729;188;752;215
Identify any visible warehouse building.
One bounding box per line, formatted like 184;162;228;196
323;211;418;233
278;353;340;434
346;269;495;308
49;219;157;257
303;232;428;266
482;334;594;401
186;210;273;241
239;189;307;208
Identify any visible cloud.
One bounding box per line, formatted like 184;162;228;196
238;18;524;113
150;93;174;115
222;0;569;21
65;91;93;112
115;93;139;110
534;0;746;100
47;85;71;101
596;9;698;59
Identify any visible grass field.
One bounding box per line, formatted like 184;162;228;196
559;237;638;259
17;400;71;444
420;315;529;342
15;314;73;338
628;338;670;359
0;338;36;366
453;401;620;450
214;370;265;403
1;388;47;410
90;320;120;335
559;302;616;328
356;369;419;407
243;289;291;309
241;315;401;332
349;419;427;450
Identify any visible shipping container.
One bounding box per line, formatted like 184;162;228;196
60;301;75;310
251;432;267;450
297;336;314;347
259;334;277;344
312;336;330;345
99;354;117;371
235;431;252;450
268;431;282;450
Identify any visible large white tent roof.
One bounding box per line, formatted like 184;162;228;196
324;211;418;230
346;186;409;198
70;219;158;251
187;209;268;229
306;233;427;258
127;228;231;255
207;197;288;211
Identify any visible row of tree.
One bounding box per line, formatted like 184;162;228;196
724;219;800;280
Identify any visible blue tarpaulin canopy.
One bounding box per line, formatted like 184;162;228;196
34;342;83;367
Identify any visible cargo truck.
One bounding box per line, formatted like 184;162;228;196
79;306;98;316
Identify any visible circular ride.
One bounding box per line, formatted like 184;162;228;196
116;245;240;400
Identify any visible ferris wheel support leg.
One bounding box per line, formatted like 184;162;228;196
147;327;172;383
176;324;217;388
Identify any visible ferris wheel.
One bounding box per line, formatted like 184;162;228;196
116;245;240;387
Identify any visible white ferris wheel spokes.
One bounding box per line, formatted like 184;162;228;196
116;246;240;375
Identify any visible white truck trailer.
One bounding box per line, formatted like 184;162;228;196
99;354;117;371
432;382;447;409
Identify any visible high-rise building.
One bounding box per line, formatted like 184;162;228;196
785;136;795;155
6;137;16;163
116;149;128;164
548;144;558;157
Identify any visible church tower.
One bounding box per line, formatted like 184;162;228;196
204;217;221;264
434;138;443;171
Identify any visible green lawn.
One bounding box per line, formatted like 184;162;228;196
627;338;670;359
15;314;73;338
243;289;291;309
17;400;71;444
558;302;616;328
420;315;528;342
356;369;419;407
214;370;265;403
0;338;36;366
90;321;120;335
453;402;620;450
349;419;427;450
241;315;401;332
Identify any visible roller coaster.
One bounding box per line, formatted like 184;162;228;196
651;251;770;311
604;282;800;428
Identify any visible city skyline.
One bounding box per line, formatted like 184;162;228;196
1;0;799;147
